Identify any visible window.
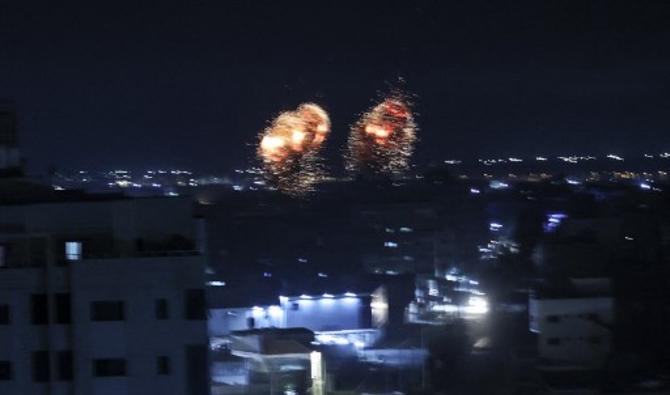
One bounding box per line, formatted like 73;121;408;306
0;304;9;324
155;299;169;320
93;358;126;377
156;356;170;375
185;345;208;395
32;351;50;382
90;301;125;321
55;293;71;324
546;315;561;323
57;351;73;381
291;302;299;311
65;241;82;261
184;289;205;320
0;245;6;267
31;294;49;325
546;337;561;346
0;361;12;381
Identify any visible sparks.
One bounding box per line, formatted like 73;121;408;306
257;103;331;195
346;93;417;176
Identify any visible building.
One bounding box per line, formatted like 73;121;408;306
227;328;316;395
529;278;613;368
0;195;210;395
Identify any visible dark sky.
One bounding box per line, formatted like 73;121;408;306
2;1;670;173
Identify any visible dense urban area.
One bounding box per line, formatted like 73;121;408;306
2;103;670;394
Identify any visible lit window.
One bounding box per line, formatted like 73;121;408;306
384;241;398;248
65;241;82;261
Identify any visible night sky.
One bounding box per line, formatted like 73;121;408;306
2;1;670;173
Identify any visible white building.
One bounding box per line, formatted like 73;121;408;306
529;278;614;368
208;287;388;358
0;196;210;395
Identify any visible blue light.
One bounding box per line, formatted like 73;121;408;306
489;180;509;189
544;213;567;233
489;222;503;232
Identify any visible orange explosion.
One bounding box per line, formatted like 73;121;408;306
258;103;330;195
346;95;416;176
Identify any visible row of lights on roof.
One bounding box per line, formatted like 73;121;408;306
295;292;357;300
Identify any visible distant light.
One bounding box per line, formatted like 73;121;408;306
566;178;581;185
606;154;624;161
252;306;263;311
263;272;272;278
300;294;312;299
489;222;503;231
624;236;634;241
207;280;226;287
508;157;523;162
344;292;357;298
469;187;481;194
489;180;509;189
444;159;462;165
544;213;567;233
464;296;489;315
233;185;243;191
317;272;328;278
399;227;413;233
640;182;652;190
535;156;548;161
384;241;398;248
322;293;334;298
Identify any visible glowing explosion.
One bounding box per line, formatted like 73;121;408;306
346;94;417;176
258;103;330;195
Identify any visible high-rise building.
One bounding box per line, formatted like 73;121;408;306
0;196;210;395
